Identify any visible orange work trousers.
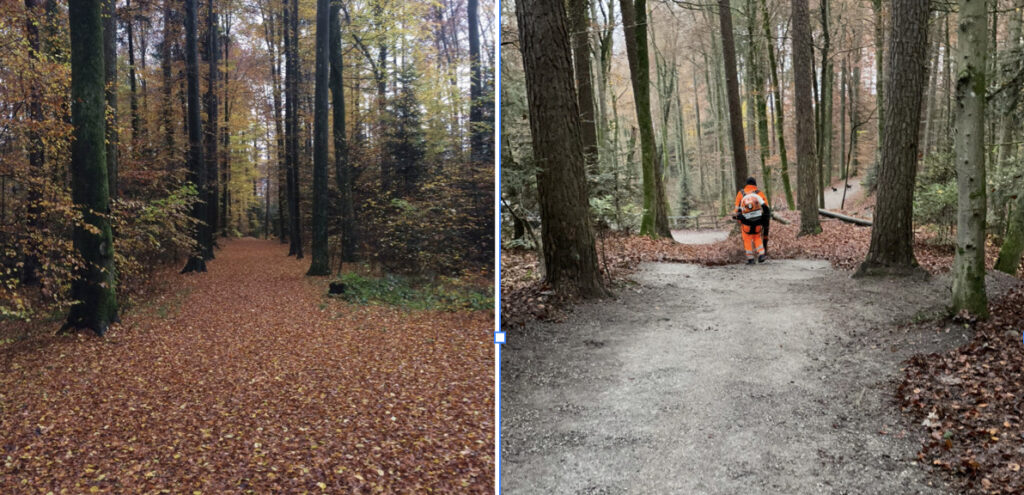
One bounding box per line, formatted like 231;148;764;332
741;224;765;260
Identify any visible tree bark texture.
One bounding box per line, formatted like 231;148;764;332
330;0;356;262
181;0;208;273
64;0;119;335
103;0;117;199
951;0;989;317
308;0;330;275
620;0;671;237
515;0;606;297
791;0;820;234
855;0;930;277
571;0;599;172
759;0;794;209
717;0;748;192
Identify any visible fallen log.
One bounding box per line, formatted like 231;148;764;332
770;212;790;225
818;208;872;226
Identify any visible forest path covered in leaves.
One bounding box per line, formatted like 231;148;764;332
0;238;493;493
502;260;1013;494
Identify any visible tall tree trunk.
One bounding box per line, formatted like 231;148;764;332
127;0;140;150
161;0;176;162
515;0;606;297
839;58;846;182
870;0;884;185
818;0;832;206
262;5;287;243
181;0;208;273
222;12;232;235
620;0;670;237
943;15;953;151
751;31;772;203
204;6;219;256
308;0;330;275
693;67;707;200
848;60;860;177
995;9;1023;180
571;0;599;172
330;0;355;262
792;0;820;234
63;0;119;335
922;16;940;156
759;0;794;208
468;0;487;166
718;0;749;192
285;0;303;258
995;11;1024;274
103;0;117;200
855;0;929;277
951;0;989;317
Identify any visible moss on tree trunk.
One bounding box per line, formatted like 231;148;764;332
63;0;119;336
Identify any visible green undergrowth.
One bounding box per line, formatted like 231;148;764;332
329;272;493;311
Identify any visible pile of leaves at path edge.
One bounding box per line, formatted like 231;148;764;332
898;287;1024;494
501;211;994;328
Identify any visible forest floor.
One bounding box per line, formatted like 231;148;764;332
500;259;1019;494
0;238;494;493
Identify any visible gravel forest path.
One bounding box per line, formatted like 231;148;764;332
501;260;1014;494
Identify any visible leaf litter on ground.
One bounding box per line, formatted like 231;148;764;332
0;238;494;493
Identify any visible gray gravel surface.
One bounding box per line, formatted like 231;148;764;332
501;260;1017;494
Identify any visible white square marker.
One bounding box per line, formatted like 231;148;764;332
494;332;506;344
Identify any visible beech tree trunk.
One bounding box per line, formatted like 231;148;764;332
204;7;219;257
161;0;176;161
870;0;884;183
285;0;303;258
718;0;748;192
64;0;119;335
330;0;356;262
951;0;989;317
791;0;820;235
468;0;487;165
759;0;794;209
515;0;606;297
181;0;208;273
619;0;670;237
103;0;117;200
571;0;599;172
855;0;929;277
308;0;330;275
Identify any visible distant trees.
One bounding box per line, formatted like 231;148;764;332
1;0;493;325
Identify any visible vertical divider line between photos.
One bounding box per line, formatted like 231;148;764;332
493;0;503;492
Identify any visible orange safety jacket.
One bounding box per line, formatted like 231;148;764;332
734;184;768;210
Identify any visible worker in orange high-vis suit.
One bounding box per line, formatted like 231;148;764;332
733;177;771;265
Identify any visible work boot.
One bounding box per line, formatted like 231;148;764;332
746;259;756;265
758;254;767;263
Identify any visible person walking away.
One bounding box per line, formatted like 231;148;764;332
734;177;771;264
